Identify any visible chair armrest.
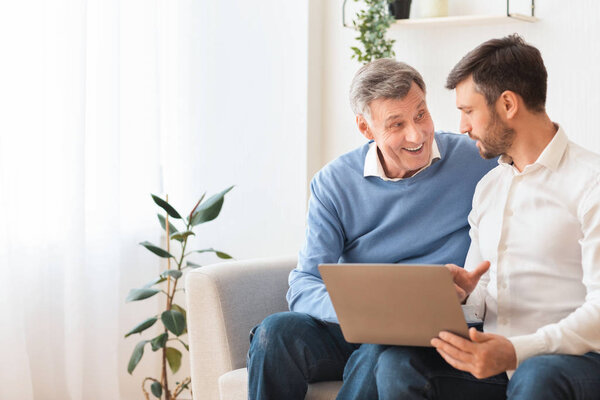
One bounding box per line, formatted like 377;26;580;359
185;255;296;400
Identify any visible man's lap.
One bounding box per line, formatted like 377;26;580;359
249;313;600;399
378;345;600;400
508;352;600;400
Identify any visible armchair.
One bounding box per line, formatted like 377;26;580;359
185;256;342;400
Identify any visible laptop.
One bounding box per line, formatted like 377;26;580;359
318;263;472;347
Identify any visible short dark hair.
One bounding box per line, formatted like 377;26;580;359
446;34;547;113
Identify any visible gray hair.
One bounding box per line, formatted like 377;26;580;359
349;59;426;121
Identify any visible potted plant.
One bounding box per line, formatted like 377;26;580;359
125;188;233;400
351;0;398;64
389;0;412;19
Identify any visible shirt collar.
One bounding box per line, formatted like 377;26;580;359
498;124;568;173
363;138;441;181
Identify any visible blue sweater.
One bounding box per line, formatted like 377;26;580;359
287;132;497;322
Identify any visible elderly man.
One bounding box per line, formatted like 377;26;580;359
247;59;496;400
372;35;600;400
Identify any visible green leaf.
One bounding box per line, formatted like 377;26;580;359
150;332;169;351
192;248;233;259
143;276;167;288
187;192;206;219
178;338;189;351
171;304;187;321
126;288;161;302
140;241;174;258
127;340;147;374
161;269;183;280
151;194;182;219
171;304;188;334
157;214;178;234
124;317;158;337
170;230;195;242
186;261;202;269
161;309;186;336
216;251;233;259
151;381;162;398
189;186;234;226
165;347;182;373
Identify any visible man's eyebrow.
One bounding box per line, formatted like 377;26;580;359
457;104;471;110
385;114;404;123
384;101;426;123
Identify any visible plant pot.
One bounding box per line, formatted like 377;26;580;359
388;0;412;20
419;0;448;18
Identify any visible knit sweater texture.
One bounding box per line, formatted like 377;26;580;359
287;132;498;322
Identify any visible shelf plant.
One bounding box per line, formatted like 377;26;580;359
125;188;234;400
351;0;396;64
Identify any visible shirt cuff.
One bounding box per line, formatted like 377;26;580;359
508;332;548;368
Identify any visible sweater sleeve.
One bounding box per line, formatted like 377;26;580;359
508;182;600;366
286;175;345;322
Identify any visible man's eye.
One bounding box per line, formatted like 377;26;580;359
416;112;425;120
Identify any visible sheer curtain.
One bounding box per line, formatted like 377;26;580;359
0;0;192;398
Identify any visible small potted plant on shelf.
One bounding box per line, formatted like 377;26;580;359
389;0;412;19
351;0;400;64
125;188;233;400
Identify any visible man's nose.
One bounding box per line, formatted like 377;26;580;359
405;122;423;143
459;115;471;135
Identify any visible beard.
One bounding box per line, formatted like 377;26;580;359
476;109;515;160
475;110;516;159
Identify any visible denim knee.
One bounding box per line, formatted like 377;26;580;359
343;343;387;379
375;347;417;377
375;347;432;397
508;355;571;400
249;312;308;355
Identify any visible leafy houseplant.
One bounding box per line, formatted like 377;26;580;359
125;188;234;400
351;0;396;64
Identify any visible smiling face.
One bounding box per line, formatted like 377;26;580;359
357;82;435;179
455;76;515;159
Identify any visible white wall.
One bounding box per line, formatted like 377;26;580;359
317;0;600;167
162;0;310;263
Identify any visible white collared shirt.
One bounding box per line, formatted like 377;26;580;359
465;125;600;369
363;139;441;180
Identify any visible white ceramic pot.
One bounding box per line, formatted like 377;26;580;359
420;0;448;18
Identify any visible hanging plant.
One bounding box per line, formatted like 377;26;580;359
351;0;396;64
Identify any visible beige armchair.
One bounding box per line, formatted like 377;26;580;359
185;256;342;400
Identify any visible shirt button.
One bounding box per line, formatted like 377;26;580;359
505;209;513;217
498;243;507;252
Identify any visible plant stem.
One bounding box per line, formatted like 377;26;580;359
167;221;190;308
164;196;171;400
162;215;192;400
161;345;170;400
172;377;192;398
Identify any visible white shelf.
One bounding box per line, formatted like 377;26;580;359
391;13;538;28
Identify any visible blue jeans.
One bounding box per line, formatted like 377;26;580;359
373;346;600;400
247;312;384;400
247;312;600;399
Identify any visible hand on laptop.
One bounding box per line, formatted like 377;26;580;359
431;327;517;379
445;261;490;303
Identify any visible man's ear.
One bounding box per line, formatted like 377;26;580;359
498;90;519;120
357;115;374;140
